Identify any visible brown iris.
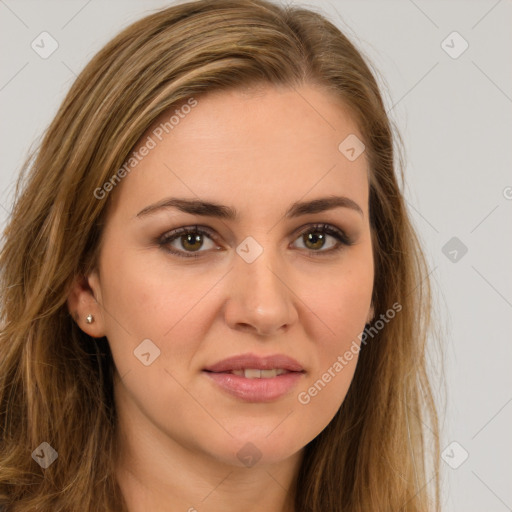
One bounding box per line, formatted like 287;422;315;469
303;231;326;250
180;233;203;252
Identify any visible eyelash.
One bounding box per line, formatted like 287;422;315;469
157;223;353;259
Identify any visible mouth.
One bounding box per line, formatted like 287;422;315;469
205;368;295;378
202;353;305;402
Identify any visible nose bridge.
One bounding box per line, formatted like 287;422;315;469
225;240;297;335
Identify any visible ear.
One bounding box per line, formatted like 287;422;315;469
67;270;106;338
366;303;375;324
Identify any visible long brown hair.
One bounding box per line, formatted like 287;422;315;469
0;0;440;510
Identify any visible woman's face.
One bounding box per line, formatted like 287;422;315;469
78;84;374;468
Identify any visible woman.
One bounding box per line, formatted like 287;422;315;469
0;0;440;510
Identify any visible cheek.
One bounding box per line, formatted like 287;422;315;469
304;246;374;347
99;246;220;341
294;250;373;422
293;319;365;442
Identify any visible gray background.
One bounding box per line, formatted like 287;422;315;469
1;0;511;510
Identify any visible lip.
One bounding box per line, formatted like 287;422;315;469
203;353;304;373
203;353;305;402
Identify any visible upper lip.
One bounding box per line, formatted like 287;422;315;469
203;353;304;373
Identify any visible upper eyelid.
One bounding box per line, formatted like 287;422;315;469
160;225;218;242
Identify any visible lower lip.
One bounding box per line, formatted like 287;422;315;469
203;371;304;402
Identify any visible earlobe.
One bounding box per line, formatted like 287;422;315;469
66;272;106;338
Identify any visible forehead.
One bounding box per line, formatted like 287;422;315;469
109;84;369;220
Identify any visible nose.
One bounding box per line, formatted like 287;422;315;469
223;247;298;337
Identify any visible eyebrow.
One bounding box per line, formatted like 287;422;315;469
136;195;363;220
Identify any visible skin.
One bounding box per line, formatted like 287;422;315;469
68;84;374;512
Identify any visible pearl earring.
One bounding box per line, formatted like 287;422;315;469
85;314;94;324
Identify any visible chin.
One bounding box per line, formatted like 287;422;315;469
199;424;308;469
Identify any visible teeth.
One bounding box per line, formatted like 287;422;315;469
230;369;288;378
245;369;262;379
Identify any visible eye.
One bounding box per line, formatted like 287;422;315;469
291;223;352;256
158;225;219;258
158;223;353;259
